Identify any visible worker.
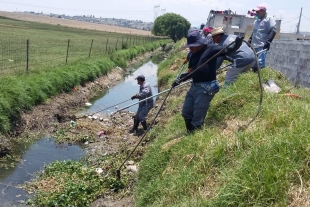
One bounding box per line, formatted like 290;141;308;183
211;27;255;85
202;27;214;44
172;30;243;133
248;5;276;72
129;74;154;134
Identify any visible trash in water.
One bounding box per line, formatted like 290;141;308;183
85;102;92;106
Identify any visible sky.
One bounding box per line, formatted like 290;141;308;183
1;0;310;33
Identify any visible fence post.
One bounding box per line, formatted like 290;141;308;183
66;39;70;64
122;37;124;49
26;39;29;73
115;38;118;51
106;38;109;53
89;39;93;58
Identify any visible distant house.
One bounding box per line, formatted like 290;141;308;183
205;9;282;40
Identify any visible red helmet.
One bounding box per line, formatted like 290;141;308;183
203;27;212;33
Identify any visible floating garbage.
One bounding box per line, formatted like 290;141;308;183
85;102;92;106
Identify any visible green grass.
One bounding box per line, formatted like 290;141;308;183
0;16;159;74
134;44;310;206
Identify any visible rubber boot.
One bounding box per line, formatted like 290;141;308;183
189;124;202;133
129;119;140;134
141;121;148;131
184;119;192;134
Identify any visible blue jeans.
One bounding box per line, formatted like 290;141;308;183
182;83;215;127
253;47;267;69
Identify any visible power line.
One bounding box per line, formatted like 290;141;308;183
302;14;310;21
281;17;299;24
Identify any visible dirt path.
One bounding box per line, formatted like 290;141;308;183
0;11;152;36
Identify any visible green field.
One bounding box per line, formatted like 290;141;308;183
0;16;157;75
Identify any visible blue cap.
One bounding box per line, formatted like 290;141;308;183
135;74;145;81
185;30;208;48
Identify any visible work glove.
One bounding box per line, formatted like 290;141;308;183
171;79;181;88
235;36;243;48
263;42;270;51
224;37;244;56
131;93;139;100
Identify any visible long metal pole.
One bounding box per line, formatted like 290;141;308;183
111;80;192;115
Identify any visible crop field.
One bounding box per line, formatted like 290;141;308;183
0;15;158;75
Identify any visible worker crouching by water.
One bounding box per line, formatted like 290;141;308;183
129;74;154;135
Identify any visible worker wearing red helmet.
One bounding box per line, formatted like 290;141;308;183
202;27;213;44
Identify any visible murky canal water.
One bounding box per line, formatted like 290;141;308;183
0;60;158;206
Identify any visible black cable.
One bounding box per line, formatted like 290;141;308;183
238;40;264;131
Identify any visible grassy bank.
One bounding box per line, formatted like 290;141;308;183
134;43;310;206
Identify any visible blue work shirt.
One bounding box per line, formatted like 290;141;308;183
252;15;276;48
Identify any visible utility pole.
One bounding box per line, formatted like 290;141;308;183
225;9;231;34
296;7;302;34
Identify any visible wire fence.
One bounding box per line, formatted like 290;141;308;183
0;35;158;75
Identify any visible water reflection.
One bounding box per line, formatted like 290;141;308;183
0;138;84;206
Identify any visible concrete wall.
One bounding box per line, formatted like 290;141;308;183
266;40;310;88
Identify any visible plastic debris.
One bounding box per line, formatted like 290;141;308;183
85;102;92;106
70;120;76;127
262;80;281;93
126;165;138;173
95;168;103;175
97;131;105;137
283;93;302;99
